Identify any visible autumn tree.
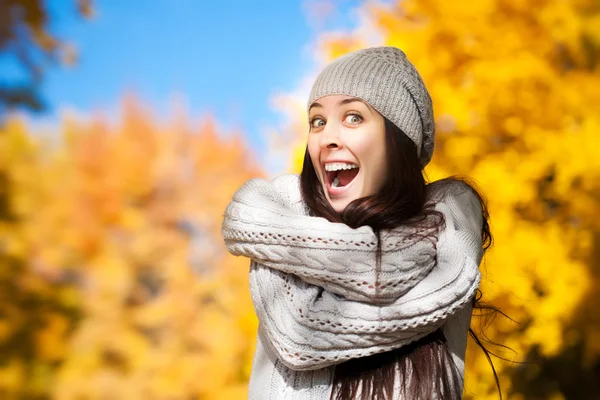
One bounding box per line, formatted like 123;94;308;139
0;0;92;115
280;0;600;398
0;99;261;399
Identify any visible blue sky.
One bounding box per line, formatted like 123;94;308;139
21;0;364;163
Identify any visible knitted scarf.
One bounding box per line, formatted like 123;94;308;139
221;174;482;371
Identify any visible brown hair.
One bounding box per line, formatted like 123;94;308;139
300;118;497;399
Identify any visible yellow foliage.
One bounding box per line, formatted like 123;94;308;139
0;98;262;399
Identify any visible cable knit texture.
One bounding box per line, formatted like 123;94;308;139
221;174;484;399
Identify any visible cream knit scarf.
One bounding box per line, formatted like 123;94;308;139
221;174;482;371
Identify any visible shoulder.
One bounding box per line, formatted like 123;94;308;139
427;178;487;267
426;178;485;237
271;173;300;192
426;178;479;203
271;173;308;214
232;173;298;198
226;173;308;220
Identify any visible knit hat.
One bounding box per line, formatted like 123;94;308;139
308;46;435;167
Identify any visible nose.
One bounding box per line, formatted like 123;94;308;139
320;122;342;150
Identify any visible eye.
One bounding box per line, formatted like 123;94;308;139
310;117;325;129
344;114;363;125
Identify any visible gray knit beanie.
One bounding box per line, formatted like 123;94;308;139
308;46;435;167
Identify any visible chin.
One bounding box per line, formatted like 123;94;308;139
322;181;364;213
327;196;354;213
330;202;347;213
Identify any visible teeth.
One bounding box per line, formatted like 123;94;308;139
324;162;358;172
332;176;341;187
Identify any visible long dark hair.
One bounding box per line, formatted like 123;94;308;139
300;118;499;399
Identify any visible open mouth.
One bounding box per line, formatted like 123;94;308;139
324;162;359;192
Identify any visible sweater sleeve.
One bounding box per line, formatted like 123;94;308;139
222;176;440;303
248;187;484;371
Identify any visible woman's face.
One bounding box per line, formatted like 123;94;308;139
307;95;387;213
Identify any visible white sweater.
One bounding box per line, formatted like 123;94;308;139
222;174;484;399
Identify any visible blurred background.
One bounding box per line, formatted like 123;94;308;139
1;0;599;399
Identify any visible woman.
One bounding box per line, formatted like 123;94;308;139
222;46;492;399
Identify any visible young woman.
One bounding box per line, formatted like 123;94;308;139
222;46;492;399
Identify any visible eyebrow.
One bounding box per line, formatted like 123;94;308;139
309;98;371;111
340;98;367;107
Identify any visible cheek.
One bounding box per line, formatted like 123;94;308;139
373;146;389;191
370;134;388;172
371;153;389;191
353;134;387;191
307;138;321;176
